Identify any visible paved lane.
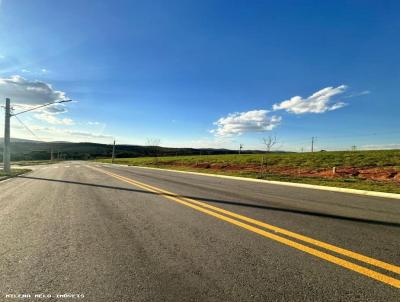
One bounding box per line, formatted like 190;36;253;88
0;162;399;301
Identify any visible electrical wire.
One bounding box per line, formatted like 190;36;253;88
13;115;43;142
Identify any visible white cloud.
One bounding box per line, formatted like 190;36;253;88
273;85;347;114
359;144;400;150
87;121;101;125
0;75;74;125
212;109;281;137
344;90;370;98
19;68;48;74
67;130;112;140
2;116;111;143
0;75;67;105
34;113;74;125
28;125;113;142
42;104;68;114
358;90;370;96
11;103;68;116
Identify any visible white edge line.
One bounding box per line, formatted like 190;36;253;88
0;177;12;183
102;163;400;200
0;169;34;184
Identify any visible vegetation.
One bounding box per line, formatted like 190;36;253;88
12;160;61;166
98;150;400;169
97;150;400;194
3;140;400;193
0;168;31;178
0;139;262;161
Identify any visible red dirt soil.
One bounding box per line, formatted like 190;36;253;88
170;162;400;183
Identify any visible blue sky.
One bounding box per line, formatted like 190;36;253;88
0;0;399;151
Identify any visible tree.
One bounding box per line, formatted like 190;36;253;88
262;135;278;153
146;138;161;157
239;144;244;154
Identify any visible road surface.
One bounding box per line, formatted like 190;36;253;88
0;161;399;301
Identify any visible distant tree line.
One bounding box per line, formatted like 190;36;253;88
0;141;265;161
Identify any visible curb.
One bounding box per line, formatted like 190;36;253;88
0;169;33;183
101;163;400;200
0;176;12;183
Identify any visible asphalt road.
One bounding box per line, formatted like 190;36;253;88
0;161;399;301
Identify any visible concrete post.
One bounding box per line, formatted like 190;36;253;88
311;136;314;153
111;140;115;163
3;98;11;174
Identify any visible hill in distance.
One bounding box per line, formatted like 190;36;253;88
0;139;266;161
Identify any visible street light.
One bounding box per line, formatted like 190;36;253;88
11;99;72;116
2;98;73;174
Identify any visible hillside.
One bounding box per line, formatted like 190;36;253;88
98;150;400;168
0;139;263;161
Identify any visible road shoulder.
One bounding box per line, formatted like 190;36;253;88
104;164;400;200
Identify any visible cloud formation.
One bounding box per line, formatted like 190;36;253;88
212;110;281;136
0;75;67;105
87;121;101;125
26;125;114;142
273;85;347;114
0;75;75;125
344;90;370;98
42;104;68;114
34;113;75;125
360;144;400;150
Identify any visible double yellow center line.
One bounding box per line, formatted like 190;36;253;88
90;166;400;288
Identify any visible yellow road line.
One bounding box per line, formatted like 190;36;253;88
90;166;400;288
96;167;400;275
159;187;400;274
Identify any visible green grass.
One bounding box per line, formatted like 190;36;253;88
0;168;31;178
97;150;400;169
233;172;400;194
123;164;400;194
96;150;400;194
12;160;61;166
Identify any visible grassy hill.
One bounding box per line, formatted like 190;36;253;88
97;150;400;169
3;139;400;193
0;139;263;161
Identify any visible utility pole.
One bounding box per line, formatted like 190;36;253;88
3;98;11;174
2;98;72;173
50;148;54;161
239;144;243;154
111;140;116;163
311;137;315;153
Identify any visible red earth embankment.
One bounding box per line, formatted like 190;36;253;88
177;162;400;183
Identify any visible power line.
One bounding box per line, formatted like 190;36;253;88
281;130;400;145
13;115;43;142
11;99;72;116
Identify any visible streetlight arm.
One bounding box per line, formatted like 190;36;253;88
11;99;72;116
